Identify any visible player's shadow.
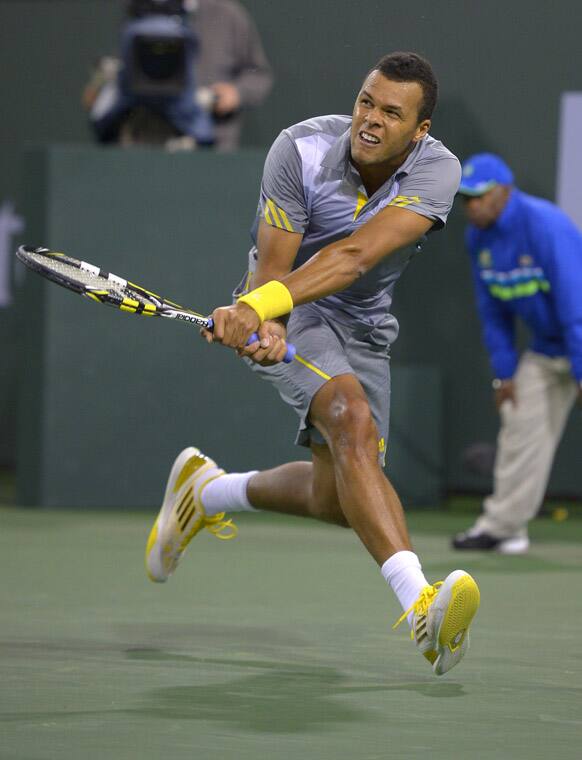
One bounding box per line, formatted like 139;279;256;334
125;648;465;734
0;640;465;732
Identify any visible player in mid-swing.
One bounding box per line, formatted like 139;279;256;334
146;52;480;675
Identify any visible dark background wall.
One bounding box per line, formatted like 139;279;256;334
1;0;581;498
16;147;445;508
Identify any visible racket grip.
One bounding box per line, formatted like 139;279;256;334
207;319;296;364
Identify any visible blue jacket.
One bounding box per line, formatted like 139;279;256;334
467;189;582;381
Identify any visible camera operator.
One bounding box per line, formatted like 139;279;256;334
83;0;273;150
86;0;214;148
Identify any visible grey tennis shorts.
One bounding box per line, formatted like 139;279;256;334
245;302;392;464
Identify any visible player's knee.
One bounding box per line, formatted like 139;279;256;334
322;395;377;455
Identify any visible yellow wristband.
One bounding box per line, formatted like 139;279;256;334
237;280;294;322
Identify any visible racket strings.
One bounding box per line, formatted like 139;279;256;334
26;252;145;302
27;254;116;290
19;248;207;320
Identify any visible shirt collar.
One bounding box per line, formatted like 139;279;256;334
321;123;425;187
321;127;352;174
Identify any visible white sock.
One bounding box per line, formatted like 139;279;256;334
200;471;259;517
381;551;429;627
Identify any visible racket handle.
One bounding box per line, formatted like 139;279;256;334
206;319;296;364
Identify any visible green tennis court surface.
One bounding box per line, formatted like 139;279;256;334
1;506;581;760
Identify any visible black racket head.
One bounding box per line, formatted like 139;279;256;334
16;246;95;295
15;245;209;323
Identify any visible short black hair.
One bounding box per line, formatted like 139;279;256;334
371;52;438;122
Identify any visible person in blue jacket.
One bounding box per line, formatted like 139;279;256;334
453;153;582;553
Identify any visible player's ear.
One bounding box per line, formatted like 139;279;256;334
413;119;431;142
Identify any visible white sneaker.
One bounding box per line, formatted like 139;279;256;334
453;527;529;554
497;536;530;555
394;570;480;676
145;447;237;583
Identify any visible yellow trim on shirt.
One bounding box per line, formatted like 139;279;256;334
263;198;295;232
353;191;367;220
389;195;421;208
267;199;283;228
277;207;294;232
264;203;273;225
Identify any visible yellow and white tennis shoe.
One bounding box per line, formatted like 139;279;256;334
394;570;480;675
145;447;237;583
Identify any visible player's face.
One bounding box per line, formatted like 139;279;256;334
350;71;430;169
462;186;511;228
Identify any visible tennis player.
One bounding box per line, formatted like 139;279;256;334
146;52;480;675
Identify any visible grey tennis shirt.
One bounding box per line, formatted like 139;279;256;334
241;115;460;454
249;114;461;342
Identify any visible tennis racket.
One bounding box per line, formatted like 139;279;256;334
16;246;296;363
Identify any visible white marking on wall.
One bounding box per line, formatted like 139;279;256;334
556;92;582;232
0;200;24;307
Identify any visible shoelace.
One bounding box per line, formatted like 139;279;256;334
204;512;238;540
392;581;443;638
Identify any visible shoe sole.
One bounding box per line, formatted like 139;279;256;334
145;447;207;583
436;572;480;672
145;519;161;582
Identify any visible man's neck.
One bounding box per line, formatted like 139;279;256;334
353;142;416;197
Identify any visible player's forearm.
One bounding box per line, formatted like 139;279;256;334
281;242;369;305
236;244;361;326
243;207;432;319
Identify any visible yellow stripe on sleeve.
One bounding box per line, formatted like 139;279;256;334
267;199;283;229
263;198;294;232
264;202;273;226
389;195;421;208
277;207;294;232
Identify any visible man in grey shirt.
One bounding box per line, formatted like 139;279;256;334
146;52;481;676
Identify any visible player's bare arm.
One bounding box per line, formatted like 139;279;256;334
211;204;433;350
205;221;302;363
252;220;303;287
239;222;303;364
283;204;433;304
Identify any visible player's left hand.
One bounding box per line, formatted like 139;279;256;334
202;302;260;349
238;320;289;365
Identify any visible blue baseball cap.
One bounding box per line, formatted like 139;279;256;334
458;153;514;196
